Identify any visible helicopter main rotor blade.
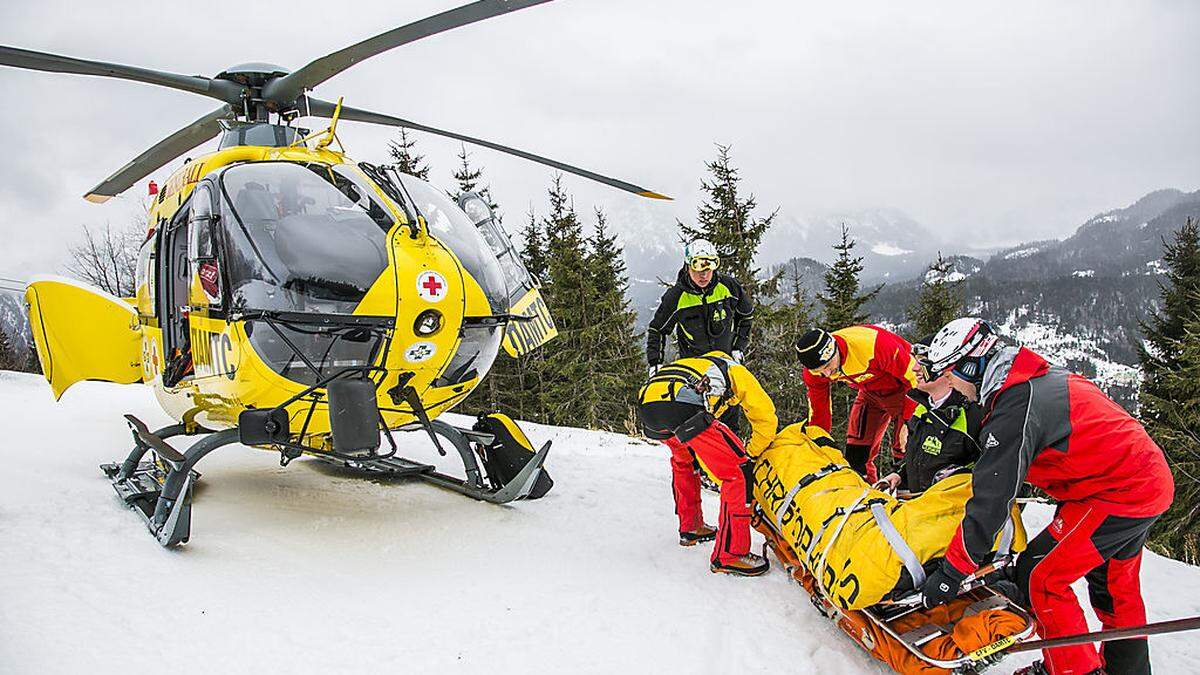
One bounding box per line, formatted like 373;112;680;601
264;0;553;106
304;97;670;200
0;45;241;104
85;105;234;203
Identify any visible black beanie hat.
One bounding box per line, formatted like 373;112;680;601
795;328;837;369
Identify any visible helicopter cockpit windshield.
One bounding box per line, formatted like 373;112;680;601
216;162;395;384
219;161;393;316
384;169;509;315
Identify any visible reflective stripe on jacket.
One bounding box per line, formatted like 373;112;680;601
646;268;752;366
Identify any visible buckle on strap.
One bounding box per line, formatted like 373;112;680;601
773;463;850;525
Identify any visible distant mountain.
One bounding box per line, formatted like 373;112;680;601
767;256;829;302
983;189;1200;281
866;188;1200;409
759;208;947;284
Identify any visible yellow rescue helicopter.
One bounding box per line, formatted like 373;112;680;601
5;0;668;547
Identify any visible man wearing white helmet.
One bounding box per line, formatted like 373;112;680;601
647;238;754;432
918;318;1173;675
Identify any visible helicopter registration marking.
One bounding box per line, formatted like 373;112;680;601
417;271;448;303
404;341;437;363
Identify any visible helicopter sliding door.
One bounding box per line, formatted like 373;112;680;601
157;192;196;387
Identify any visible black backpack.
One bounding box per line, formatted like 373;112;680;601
473;413;554;499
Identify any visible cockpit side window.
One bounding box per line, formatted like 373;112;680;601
188;183;222;307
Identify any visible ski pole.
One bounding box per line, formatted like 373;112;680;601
1005;616;1200;654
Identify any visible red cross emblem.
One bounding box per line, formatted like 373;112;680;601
417;271;448;303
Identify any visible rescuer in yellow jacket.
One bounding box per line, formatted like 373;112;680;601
637;351;778;576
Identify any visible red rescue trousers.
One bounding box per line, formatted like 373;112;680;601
664;423;753;566
845;388;908;484
1015;501;1158;675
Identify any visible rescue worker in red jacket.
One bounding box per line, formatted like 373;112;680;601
637;351;778;576
795;325;919;483
919;318;1174;675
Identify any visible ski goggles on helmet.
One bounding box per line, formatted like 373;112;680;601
688;256;719;272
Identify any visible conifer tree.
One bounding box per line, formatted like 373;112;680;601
584;208;644;432
819;224;881;330
1140;218;1200;563
520;207;549;283
754;261;816;425
507;207;550;423
387;129;431;179
679;144;778;299
0;329;18;371
24;342;40;374
908;252;966;339
539;176;599;427
448;144;501;220
814;225;881;450
449;147;514;418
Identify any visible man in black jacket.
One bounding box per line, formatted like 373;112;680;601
646;239;753;370
646;239;753;435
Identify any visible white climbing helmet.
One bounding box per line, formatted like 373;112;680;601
927;318;1000;382
684;238;720;271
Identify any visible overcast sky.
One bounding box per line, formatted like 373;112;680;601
1;0;1197;278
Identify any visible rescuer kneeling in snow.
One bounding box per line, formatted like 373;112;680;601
637;351;777;576
919;318;1174;675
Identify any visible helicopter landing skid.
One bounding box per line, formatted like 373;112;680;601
101;419;241;548
323;421;552;505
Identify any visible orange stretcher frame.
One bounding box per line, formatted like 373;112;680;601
752;508;1038;674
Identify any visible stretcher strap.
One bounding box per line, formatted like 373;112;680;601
869;502;926;588
773;463;849;524
815;488;870;598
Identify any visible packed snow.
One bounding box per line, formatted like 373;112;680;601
1;372;1198;674
994;309;1141;393
871;243;914;257
1003;246;1041;260
925;268;968;284
1071;270;1095;278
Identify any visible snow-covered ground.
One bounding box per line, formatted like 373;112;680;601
1;372;1197;674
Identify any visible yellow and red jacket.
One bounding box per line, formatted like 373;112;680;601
802;325;918;432
638;352;778;456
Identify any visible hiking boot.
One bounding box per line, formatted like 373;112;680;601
710;553;770;577
679;524;716;546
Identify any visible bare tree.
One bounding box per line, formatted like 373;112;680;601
65;221;145;297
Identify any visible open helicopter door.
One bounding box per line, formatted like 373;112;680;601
456;193;557;357
25;277;142;400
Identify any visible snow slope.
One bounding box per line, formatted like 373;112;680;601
1;372;1197;674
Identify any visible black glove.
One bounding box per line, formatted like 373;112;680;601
921;561;967;609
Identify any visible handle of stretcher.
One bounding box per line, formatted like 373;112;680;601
881;555;1014;608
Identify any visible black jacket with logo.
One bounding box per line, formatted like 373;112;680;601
646;268;753;367
899;389;983;492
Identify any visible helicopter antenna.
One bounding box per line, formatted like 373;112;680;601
291;97;345;153
315;97;344;151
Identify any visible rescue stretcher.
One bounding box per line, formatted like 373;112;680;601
753;504;1038;674
745;423;1042;673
